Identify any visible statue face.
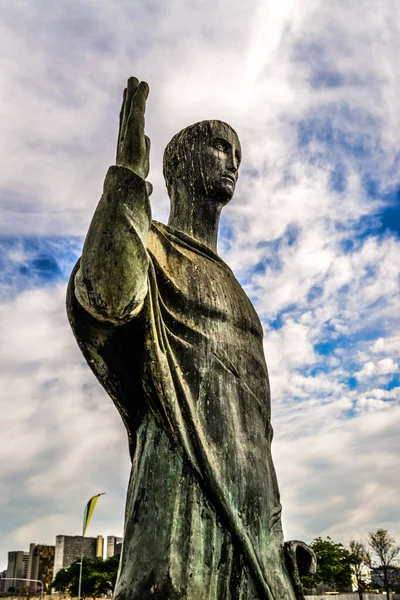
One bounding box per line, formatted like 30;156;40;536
164;120;242;205
195;122;241;203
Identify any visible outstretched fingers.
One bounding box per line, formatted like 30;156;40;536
118;78;139;143
123;78;139;130
116;77;150;176
128;80;149;126
127;76;139;94
117;87;128;159
135;81;149;113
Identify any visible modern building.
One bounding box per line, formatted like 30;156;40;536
106;536;123;559
371;565;398;589
351;563;371;592
0;569;7;592
53;535;101;577
27;544;55;592
5;550;29;591
23;552;29;578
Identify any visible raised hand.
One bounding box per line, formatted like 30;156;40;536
116;77;150;180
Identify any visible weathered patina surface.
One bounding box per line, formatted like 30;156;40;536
67;77;313;599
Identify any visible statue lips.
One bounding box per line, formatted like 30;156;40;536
222;174;236;186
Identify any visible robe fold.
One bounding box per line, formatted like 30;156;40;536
67;168;300;600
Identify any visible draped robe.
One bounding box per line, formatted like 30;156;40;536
67;166;302;600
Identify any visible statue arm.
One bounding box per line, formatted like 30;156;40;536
74;77;152;324
74;165;151;324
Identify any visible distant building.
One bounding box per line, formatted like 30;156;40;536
27;544;55;592
106;536;123;559
351;563;371;592
115;540;123;556
5;550;29;591
23;552;29;578
53;535;99;577
0;569;7;592
371;565;399;589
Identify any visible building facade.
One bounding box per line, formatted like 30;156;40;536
5;550;29;591
106;536;123;559
27;544;55;592
0;569;7;592
53;535;100;577
371;565;399;589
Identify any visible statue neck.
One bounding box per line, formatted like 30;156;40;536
167;188;223;254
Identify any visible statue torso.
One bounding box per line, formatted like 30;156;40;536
67;221;294;600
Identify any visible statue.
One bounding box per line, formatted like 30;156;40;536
67;77;315;600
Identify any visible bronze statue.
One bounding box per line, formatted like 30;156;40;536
67;77;314;600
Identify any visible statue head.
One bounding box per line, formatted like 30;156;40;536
163;120;241;206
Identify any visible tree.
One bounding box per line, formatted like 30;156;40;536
301;537;352;593
365;529;400;598
52;565;74;594
52;555;120;599
349;540;368;600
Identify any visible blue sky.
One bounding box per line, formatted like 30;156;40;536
1;0;399;571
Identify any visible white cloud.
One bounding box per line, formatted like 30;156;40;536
0;284;129;563
356;358;399;381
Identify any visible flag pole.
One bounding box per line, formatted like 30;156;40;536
78;493;104;600
77;544;84;600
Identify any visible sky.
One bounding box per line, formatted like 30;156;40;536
1;0;399;572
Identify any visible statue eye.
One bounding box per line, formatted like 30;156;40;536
212;138;230;152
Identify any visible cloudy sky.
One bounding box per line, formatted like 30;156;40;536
1;0;399;571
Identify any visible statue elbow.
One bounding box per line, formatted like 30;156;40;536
74;268;147;324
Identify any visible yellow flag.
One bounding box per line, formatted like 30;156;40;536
82;493;104;536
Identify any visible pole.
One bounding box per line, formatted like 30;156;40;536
2;577;43;600
78;493;104;600
77;537;84;600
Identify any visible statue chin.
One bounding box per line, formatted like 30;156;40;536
205;179;236;204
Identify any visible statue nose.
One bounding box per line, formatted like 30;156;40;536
227;152;238;172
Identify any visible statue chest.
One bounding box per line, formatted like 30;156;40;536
149;236;263;342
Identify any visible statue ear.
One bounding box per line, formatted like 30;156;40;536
170;154;180;178
166;154;181;190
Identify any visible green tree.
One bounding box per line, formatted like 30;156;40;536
52;565;75;594
301;537;352;593
365;529;400;598
103;554;119;590
52;555;120;599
